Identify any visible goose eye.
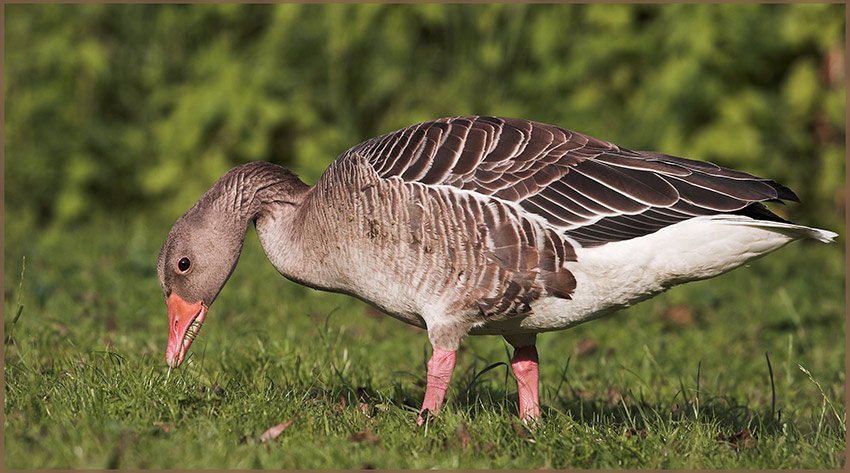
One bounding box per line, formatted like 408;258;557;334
177;257;192;273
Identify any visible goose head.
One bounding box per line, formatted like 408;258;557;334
157;203;246;368
157;162;312;368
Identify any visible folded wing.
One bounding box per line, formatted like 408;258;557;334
342;116;797;248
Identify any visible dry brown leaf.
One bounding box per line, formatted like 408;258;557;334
663;304;694;325
479;442;495;454
625;428;647;439
348;427;379;444
511;422;533;439
716;428;757;450
607;386;622;405
259;416;298;443
454;422;473;450
576;338;598;357
153;421;174;433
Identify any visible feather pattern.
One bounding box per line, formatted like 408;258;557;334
342;116;798;247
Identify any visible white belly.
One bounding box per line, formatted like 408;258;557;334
471;215;833;335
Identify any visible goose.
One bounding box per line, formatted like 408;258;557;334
157;116;837;424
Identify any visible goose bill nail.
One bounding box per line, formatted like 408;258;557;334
165;293;207;368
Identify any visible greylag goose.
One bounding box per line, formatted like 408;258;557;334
157;116;836;424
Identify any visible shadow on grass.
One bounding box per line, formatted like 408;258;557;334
291;355;789;436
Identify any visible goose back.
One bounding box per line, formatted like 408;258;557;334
344;116;796;247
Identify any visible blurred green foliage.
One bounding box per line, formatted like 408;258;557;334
5;4;845;231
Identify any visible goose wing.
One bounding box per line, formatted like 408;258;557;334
343;116;797;247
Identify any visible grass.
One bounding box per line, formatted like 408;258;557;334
4;214;845;469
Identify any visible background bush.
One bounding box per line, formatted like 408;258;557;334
5;3;845;233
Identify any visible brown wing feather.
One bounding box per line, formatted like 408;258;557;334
340;116;798;249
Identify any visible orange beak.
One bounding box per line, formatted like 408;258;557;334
165;293;208;368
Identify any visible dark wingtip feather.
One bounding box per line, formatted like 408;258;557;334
769;180;801;203
733;202;792;223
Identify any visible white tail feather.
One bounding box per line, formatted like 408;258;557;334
709;215;838;244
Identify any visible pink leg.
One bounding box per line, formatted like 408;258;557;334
511;345;540;422
418;347;456;425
